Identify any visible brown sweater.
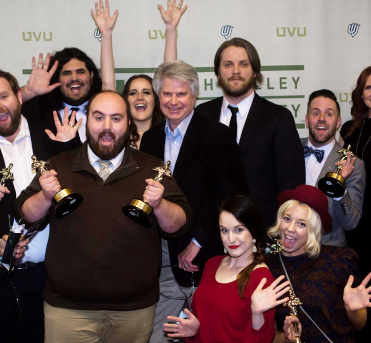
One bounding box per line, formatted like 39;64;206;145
14;142;191;311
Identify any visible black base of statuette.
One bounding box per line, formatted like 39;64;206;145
122;199;153;228
52;191;83;219
318;176;345;198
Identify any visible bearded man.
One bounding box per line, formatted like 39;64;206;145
197;38;305;227
15;90;191;343
0;69;79;343
21;48;103;146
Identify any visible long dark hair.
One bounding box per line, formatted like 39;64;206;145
220;195;266;298
122;74;165;147
345;66;371;138
45;48;102;110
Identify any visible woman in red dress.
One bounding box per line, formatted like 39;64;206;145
164;195;290;343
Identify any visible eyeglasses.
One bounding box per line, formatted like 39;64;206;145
160;265;196;300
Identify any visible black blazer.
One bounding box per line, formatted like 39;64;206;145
197;94;305;227
0;98;81;236
141;111;248;287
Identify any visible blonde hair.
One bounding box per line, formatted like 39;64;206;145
267;200;322;257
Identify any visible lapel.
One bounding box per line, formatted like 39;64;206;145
151;123;166;161
173;113;201;181
208;97;223;121
315;141;342;186
239;93;263;153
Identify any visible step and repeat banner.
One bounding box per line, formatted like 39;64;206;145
1;0;370;136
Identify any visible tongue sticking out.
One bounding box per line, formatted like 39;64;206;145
100;135;113;143
0;113;9;123
283;235;296;249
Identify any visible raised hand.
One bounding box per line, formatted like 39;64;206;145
251;275;290;314
336;151;356;181
159;0;187;30
22;53;61;101
163;309;200;338
45;107;82;142
91;0;118;36
344;273;371;311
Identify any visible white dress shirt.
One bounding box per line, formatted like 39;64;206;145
87;145;125;174
220;92;255;144
164;111;194;173
0;116;49;263
305;139;335;186
59;101;89;143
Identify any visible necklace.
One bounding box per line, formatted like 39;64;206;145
355;118;371;160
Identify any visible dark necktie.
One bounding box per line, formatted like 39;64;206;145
228;105;238;139
69;107;80;125
303;145;325;163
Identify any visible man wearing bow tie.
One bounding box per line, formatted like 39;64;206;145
302;89;365;246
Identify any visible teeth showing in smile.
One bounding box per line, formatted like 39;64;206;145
135;104;146;110
285;234;296;241
316;126;327;130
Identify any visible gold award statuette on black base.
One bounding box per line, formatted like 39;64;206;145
284;289;304;343
31;155;83;219
318;144;355;198
0;163;14;186
122;161;172;228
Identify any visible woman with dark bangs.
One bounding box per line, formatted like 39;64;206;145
163;195;290;343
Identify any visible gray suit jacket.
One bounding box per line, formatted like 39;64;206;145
302;138;366;246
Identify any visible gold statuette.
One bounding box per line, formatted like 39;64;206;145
122;161;172;228
0;163;14;186
318;144;355;198
284;289;303;343
31;155;83;219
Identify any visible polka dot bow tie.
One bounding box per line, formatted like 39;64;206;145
303;145;325;163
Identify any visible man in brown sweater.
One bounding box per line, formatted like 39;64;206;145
14;91;191;343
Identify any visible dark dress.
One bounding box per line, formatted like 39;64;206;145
340;119;371;278
267;246;359;343
341;119;371;343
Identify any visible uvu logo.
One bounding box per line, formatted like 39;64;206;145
148;30;178;39
347;23;360;37
277;27;306;37
23;32;52;41
221;25;233;39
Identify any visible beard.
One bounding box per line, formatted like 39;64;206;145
308;124;337;147
60;81;92;106
86;128;129;160
218;74;255;98
0;101;22;138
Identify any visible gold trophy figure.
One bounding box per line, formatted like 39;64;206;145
31;155;83;219
318;144;355;198
122;161;172;228
0;163;14;186
284;290;303;343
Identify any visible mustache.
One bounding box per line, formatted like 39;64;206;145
67;80;84;87
228;76;246;81
98;130;115;140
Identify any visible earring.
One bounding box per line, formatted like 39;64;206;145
252;239;257;253
224;248;227;254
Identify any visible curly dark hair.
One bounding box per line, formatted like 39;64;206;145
220;195;266;299
44;48;102;111
122;74;165;148
344;66;371;138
